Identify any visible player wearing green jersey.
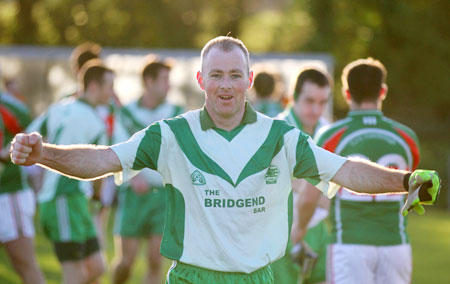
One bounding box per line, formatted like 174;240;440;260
26;60;114;284
313;58;420;284
10;37;440;284
274;67;333;284
112;56;184;284
0;87;45;284
252;71;283;117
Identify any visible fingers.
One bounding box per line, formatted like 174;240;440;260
413;204;425;215
9;133;37;165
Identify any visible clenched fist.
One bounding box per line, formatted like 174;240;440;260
10;132;43;166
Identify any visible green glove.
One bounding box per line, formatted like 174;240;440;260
402;170;441;216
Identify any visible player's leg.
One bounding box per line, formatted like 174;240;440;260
327;243;377;284
83;249;106;283
0;190;45;284
144;235;163;284
4;237;45;284
374;244;412;284
61;259;87;284
112;237;139;284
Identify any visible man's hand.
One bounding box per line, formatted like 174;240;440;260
10;132;43;166
402;170;441;216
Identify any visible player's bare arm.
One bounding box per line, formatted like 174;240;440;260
332;157;407;195
10;132;122;180
290;180;322;243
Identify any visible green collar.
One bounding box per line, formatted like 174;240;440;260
200;102;257;131
77;97;96;109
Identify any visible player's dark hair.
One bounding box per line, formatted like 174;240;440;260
201;36;250;72
78;59;113;92
142;56;172;82
253;72;275;98
342;58;387;104
294;67;332;101
70;42;102;74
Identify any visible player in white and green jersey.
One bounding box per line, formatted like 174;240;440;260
275;67;332;284
26;61;114;284
0;91;45;284
10;37;440;284
112;57;184;284
315;58;420;284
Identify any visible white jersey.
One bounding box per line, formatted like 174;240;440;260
111;104;346;273
27;98;107;202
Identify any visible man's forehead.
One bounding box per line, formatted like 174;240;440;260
202;46;248;72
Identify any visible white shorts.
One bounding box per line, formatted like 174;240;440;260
0;189;36;243
327;243;412;284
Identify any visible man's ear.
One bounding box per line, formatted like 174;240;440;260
344;88;352;103
196;71;205;90
379;83;388;101
247;70;254;89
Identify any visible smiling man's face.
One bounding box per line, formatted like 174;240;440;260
198;46;253;121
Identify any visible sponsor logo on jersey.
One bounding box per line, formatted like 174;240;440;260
191;170;206;186
264;165;279;184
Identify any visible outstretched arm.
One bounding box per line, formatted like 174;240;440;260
10;132;122;180
332;157;408;195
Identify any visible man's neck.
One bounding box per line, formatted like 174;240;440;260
206;105;245;131
292;105;314;135
80;93;98;106
350;100;381;111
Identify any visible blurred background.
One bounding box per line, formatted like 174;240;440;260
0;0;449;283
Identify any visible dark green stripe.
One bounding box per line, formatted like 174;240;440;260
132;123;162;171
165;117;234;186
236;120;294;185
120;106;147;134
293;133;320;183
160;184;185;260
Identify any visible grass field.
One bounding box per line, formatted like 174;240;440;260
1;208;449;283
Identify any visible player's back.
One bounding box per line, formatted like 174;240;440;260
315;110;420;246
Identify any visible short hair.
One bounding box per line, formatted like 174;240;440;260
70;42;102;74
253;72;275;98
293;67;332;101
200;36;250;72
341;58;387;104
142;55;172;82
78;59;113;92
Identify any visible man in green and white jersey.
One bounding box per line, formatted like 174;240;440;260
0;89;45;284
10;37;440;284
26;60;114;284
314;58;421;284
112;57;184;284
274;67;333;284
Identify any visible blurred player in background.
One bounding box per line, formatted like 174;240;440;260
0;67;45;284
305;58;420;284
26;60;114;284
112;56;183;284
251;71;283;117
274;67;333;284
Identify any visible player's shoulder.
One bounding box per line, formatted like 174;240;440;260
380;115;419;141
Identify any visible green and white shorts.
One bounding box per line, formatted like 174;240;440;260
114;186;166;237
39;193;100;262
166;261;274;284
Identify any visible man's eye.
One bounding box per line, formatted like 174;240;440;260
210;74;221;78
231;74;242;79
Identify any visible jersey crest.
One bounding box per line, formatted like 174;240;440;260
264;165;280;184
191;170;206;186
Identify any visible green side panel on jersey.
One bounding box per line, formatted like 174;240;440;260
236;120;293;185
329;200;408;245
293;134;320;183
165;117;234;186
132;123;162;171
160;184;185;260
54;175;81;197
